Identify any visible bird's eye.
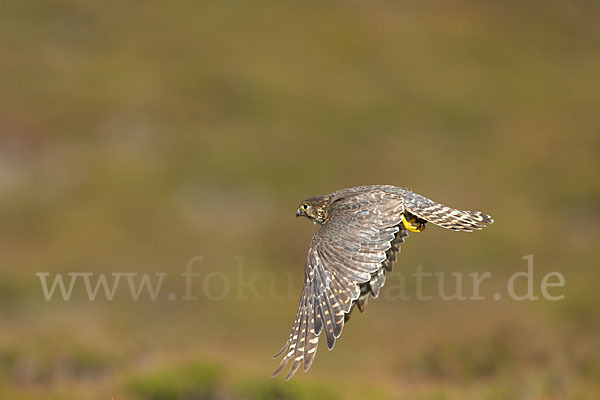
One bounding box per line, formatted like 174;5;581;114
302;204;309;210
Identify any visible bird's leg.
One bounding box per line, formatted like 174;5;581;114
402;214;426;232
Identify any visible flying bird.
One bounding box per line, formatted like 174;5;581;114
273;185;493;380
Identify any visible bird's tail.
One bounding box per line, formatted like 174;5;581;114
403;192;493;232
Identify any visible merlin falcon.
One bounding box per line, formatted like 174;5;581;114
273;185;494;380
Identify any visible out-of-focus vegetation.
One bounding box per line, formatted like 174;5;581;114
1;0;599;399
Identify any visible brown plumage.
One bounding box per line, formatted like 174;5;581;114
273;185;494;380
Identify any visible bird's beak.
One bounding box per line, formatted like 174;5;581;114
296;209;301;217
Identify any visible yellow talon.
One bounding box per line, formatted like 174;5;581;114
402;215;426;232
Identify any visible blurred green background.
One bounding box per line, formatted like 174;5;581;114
1;1;599;399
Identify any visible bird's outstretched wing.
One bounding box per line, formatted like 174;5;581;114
273;191;405;379
400;190;493;231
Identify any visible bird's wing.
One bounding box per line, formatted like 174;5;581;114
400;190;493;231
273;191;404;379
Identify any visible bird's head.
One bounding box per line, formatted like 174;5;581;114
296;195;329;224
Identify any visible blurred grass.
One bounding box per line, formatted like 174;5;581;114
124;362;224;400
0;0;599;399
